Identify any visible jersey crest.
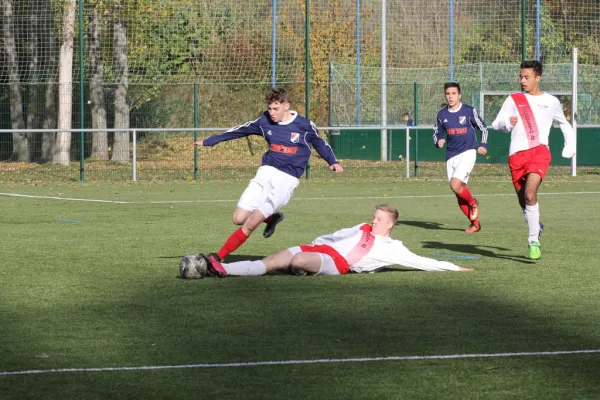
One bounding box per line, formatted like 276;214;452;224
458;116;467;125
290;132;300;143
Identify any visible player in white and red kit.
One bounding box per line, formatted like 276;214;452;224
433;82;488;233
193;87;344;266
491;60;576;260
202;204;471;278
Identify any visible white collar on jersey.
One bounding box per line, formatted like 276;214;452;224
278;111;298;125
448;103;463;113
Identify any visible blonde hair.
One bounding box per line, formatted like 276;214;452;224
375;204;399;225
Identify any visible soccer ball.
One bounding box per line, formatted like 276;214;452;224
179;254;208;279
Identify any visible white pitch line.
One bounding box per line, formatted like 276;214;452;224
1;191;599;205
0;193;132;203
1;349;599;376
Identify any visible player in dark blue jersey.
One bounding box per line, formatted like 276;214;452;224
193;87;344;264
433;82;488;233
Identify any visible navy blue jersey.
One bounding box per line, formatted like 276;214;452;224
433;104;488;161
203;111;338;178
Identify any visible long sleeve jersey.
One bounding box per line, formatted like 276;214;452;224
311;223;461;273
433;103;488;161
491;92;576;157
202;111;339;178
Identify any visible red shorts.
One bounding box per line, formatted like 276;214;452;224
299;244;350;274
508;145;552;190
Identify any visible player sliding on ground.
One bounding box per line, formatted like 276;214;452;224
193;87;343;267
491;60;576;260
433;82;488;233
180;204;472;279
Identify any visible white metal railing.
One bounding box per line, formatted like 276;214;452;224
0;126;413;180
1;123;594;180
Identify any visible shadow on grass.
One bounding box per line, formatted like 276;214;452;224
158;254;264;262
2;271;598;399
397;220;465;232
422;240;534;264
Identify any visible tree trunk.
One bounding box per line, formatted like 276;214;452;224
111;3;130;163
27;0;42;161
41;0;58;163
2;0;29;161
55;0;76;166
89;6;108;160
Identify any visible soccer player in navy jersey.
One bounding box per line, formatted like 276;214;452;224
193;87;344;264
433;82;488;233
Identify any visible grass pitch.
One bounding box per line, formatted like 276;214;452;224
1;178;599;399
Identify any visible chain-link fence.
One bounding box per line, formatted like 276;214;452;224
0;0;598;180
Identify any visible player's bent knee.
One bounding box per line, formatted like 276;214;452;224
232;208;252;225
232;216;246;225
291;253;323;275
242;211;266;233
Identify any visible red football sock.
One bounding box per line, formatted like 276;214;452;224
217;228;249;260
456;186;475;205
456;195;470;218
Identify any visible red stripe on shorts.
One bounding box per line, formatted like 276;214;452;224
299;244;350;274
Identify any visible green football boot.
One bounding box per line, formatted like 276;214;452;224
528;241;541;260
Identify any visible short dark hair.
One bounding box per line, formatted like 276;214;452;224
444;81;461;94
266;87;291;104
520;60;543;76
402;112;410;118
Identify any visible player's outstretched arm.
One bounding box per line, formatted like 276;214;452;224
194;118;263;148
383;241;469;272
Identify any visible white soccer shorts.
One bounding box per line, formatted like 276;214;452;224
237;165;300;218
446;149;476;183
287;246;340;275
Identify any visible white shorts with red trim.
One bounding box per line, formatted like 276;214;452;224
287;246;340;275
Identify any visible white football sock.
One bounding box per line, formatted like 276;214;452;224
222;260;266;276
525;203;540;244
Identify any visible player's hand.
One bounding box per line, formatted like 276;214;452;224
329;163;344;173
477;146;487;155
562;147;576;158
509;116;518;126
458;267;473;272
193;140;204;147
437;139;445;148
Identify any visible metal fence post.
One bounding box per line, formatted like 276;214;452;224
413;82;419;177
194;83;199;181
406;127;410;178
132;129;137;181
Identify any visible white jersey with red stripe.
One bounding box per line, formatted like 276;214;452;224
491;92;576;157
312;223;461;273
